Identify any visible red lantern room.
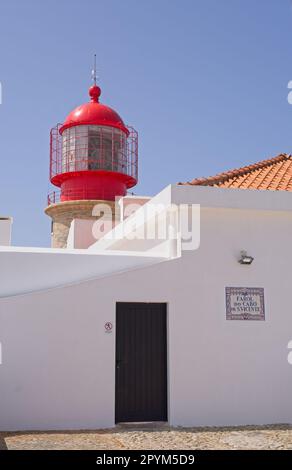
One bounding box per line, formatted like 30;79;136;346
48;83;138;203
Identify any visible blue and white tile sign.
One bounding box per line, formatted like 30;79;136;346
225;287;265;321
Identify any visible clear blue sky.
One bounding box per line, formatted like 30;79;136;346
1;0;292;246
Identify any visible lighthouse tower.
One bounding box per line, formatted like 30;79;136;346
45;80;138;248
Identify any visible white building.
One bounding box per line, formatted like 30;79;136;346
0;217;12;246
0;82;292;431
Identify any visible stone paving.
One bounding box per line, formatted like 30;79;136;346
1;424;292;450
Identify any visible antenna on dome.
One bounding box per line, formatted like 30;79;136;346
91;54;98;85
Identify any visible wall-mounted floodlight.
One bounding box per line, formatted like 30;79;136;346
238;250;254;265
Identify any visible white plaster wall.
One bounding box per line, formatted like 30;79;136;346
67;218;121;249
0;247;166;297
0;218;12;246
0;287;115;430
119;195;151;221
67;219;96;249
0;205;292;429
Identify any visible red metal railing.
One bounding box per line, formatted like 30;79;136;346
47;190;59;206
48;189;100;205
47;189;136;206
50;123;138;183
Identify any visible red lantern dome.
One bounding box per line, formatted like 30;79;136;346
48;84;138;203
59;85;129;136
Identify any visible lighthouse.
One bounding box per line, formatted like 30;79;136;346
45;78;138;248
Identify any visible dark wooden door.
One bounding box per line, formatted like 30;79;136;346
115;302;167;423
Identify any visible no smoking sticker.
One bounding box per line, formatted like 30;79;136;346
104;322;113;333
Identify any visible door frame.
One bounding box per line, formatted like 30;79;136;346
115;301;169;423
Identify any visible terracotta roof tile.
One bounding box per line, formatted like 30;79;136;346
178;154;292;191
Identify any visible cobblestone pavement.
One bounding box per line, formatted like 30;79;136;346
1;424;292;450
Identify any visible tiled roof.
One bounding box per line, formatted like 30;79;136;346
178;154;292;191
